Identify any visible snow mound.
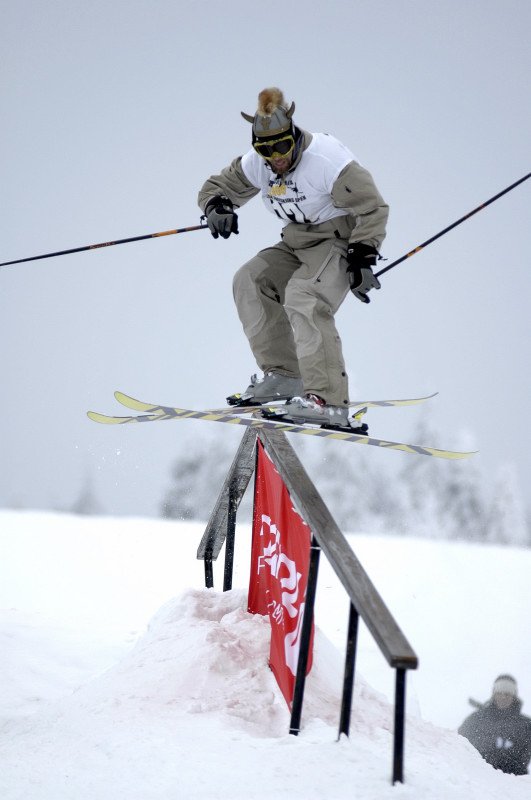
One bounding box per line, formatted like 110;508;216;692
98;587;289;737
2;587;530;799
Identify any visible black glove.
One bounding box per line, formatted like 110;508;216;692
204;195;239;240
346;242;381;304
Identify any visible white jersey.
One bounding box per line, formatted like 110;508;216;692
240;132;356;226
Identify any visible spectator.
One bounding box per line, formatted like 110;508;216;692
458;674;531;775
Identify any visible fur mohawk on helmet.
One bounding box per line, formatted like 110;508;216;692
241;87;295;139
257;87;287;116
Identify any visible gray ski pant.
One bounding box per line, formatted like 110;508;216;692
233;220;353;407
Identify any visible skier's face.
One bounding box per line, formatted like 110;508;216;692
253;132;295;174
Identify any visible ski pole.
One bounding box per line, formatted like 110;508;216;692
0;221;209;268
375;171;531;279
2;172;529;271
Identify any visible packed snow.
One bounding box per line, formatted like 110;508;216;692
1;509;530;799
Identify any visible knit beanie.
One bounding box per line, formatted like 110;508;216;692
492;674;518;697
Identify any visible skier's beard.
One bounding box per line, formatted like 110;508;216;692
270;156;292;175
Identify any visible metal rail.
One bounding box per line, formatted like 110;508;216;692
196;426;418;783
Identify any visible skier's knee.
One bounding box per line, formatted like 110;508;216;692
233;264;255;302
284;280;319;316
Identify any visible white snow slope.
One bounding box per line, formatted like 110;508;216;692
1;509;530;799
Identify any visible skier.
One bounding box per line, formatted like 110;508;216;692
198;87;388;429
458;674;531;775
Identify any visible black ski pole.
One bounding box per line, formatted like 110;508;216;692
0;221;209;268
375;171;531;279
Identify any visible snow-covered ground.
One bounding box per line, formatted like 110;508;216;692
1;509;530;799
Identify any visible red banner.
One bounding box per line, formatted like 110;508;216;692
248;439;314;707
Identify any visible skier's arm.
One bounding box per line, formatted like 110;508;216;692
331;161;389;251
458;712;488;752
198;157;260;213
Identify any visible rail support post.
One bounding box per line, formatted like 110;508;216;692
338;602;360;739
289;534;321;735
392;668;407;784
223;486;237;591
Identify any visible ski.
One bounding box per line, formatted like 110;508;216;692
87;400;475;460
113;390;439;417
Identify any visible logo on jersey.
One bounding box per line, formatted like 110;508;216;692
267;178;311;223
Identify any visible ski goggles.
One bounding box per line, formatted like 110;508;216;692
253;134;296;160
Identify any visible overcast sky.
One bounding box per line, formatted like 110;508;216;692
1;0;530;518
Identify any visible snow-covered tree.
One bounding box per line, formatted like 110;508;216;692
397;417;485;540
161;436;233;520
71;471;104;516
161;434;254;522
434;459;486;541
485;463;529;547
299;442;402;533
160;425;530;548
397;416;450;538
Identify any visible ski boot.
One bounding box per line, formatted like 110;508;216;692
261;393;369;433
227;372;303;407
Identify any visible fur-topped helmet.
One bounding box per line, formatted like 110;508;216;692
241;87;295;140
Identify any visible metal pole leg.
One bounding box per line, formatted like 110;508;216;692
204;552;214;589
223;488;237;592
392;668;406;784
338;602;359;739
289;535;321;736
